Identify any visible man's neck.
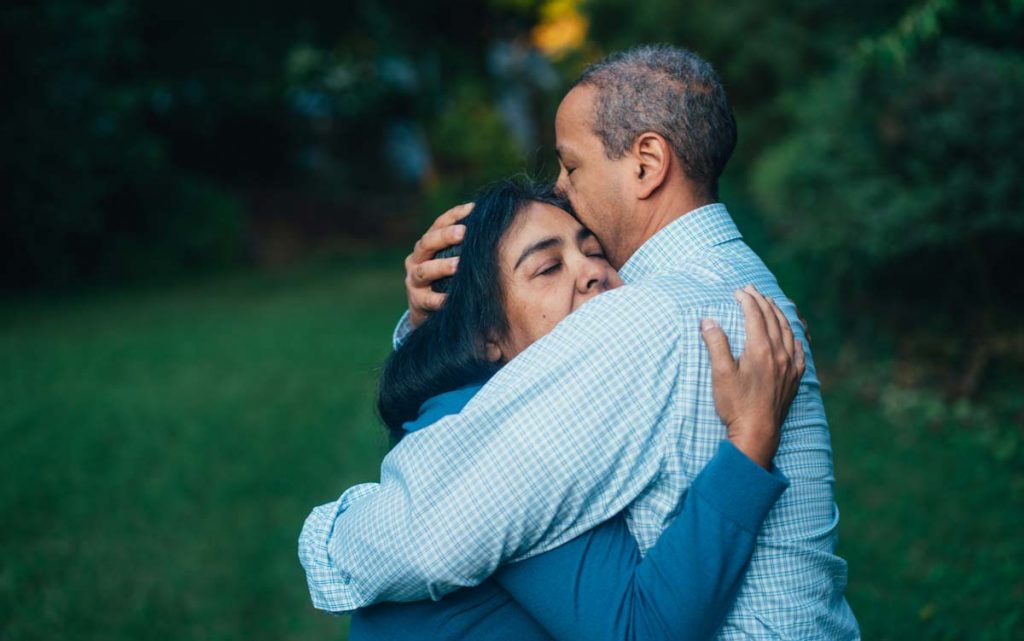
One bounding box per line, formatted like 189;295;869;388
615;190;713;268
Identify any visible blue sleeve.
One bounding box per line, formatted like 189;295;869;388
492;440;788;641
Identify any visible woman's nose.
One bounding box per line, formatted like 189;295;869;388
576;262;606;294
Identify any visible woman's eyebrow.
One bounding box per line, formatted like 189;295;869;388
514;236;562;270
576;228;595;244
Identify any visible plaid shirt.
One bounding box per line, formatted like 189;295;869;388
299;204;859;640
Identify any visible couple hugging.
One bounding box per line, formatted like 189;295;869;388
299;45;859;640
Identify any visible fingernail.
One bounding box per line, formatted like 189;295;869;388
451;257;460;269
701;318;718;332
454;226;466;240
744;284;756;293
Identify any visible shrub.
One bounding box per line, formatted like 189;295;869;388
751;38;1024;331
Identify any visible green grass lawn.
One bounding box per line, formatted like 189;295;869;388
2;257;1021;640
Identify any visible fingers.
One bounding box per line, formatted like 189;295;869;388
768;298;805;394
745;285;782;347
410;224;467;263
768;298;795;360
409;257;460;288
420;291;447;312
700;318;736;376
410;202;472;264
794;332;806;376
734;287;769;349
407;290;447;328
428;202;473;232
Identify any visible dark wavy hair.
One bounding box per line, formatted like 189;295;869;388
377;179;574;442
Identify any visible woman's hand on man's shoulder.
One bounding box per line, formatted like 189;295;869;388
700;285;806;469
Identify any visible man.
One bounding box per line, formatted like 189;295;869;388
300;45;859;639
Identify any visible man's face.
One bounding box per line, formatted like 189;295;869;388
554;85;634;268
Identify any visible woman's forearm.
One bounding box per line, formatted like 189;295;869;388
493;440;788;641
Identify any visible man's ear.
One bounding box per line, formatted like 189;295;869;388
633;132;672;199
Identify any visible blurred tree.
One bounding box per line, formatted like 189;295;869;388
1;0;555;288
0;0;290;287
582;0;912;166
751;0;1024;385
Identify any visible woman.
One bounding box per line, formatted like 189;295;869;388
349;180;803;640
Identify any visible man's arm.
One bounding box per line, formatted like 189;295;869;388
303;284;799;612
316;284;688;610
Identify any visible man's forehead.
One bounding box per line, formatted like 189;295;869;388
557;86;598;125
555;85;597;153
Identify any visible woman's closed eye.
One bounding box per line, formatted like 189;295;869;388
581;240;606;261
538;261;562;276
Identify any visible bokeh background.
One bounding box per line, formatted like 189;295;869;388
2;0;1023;639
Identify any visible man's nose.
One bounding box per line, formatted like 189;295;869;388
555;170;569;195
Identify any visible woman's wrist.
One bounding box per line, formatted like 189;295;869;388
727;421;779;470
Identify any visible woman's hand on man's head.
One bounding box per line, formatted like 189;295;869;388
700;285;806;469
404;203;473;328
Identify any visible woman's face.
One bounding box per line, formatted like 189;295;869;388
488;201;622;362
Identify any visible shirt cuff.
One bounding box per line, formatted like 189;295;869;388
691;440;790;535
298;484;380;613
392;310;414;349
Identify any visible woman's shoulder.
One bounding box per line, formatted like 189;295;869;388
403;381;487;434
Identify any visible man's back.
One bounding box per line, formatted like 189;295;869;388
618;206;856;638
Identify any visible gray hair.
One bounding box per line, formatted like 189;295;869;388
572;44;737;200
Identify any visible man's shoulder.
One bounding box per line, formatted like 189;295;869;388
585;269;742;321
546;273;744;361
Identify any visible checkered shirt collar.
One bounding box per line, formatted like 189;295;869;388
618;203;742;283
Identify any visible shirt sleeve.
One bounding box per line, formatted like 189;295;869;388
299;483;382;612
492;440;789;641
310;284;713;610
392;310;414;349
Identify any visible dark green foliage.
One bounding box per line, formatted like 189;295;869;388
751;3;1024;338
829;355;1024;640
0;1;278;288
583;0;911;164
753;42;1024;246
1;1;554;288
422;84;530;217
